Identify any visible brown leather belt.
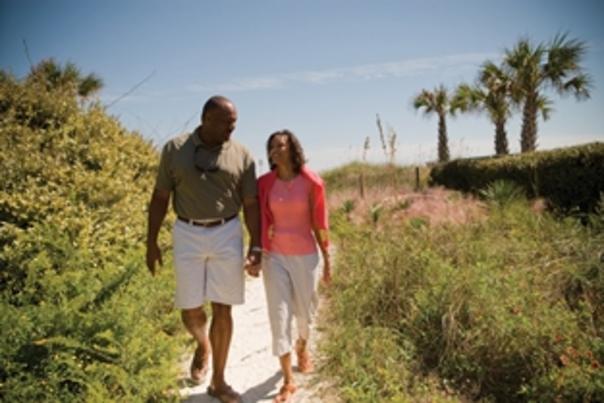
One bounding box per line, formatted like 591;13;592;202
177;213;237;228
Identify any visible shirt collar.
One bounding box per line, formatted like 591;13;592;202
191;126;231;151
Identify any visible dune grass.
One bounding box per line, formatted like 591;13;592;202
321;166;603;402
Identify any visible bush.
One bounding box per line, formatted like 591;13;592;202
325;194;603;401
0;65;182;401
479;179;526;207
429;143;604;214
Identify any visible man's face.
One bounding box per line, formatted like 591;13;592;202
204;103;237;143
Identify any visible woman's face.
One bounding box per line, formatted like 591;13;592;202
269;134;291;167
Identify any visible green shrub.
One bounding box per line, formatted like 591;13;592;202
479;179;526;207
429;143;604;213
1;65;182;401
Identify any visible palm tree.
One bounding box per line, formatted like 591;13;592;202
451;61;518;155
28;58;103;98
413;85;452;162
504;33;591;152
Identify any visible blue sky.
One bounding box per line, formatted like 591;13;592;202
2;0;603;172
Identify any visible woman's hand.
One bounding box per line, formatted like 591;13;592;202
245;249;262;277
322;254;332;285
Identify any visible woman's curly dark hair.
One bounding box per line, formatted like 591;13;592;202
266;129;306;174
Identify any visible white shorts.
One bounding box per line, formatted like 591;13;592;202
172;216;245;309
262;253;320;356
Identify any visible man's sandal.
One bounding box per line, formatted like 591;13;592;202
274;383;297;402
190;346;209;384
207;384;241;403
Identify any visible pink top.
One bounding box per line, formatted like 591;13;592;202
258;165;329;253
268;175;316;255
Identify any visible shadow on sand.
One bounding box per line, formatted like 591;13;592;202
182;370;282;403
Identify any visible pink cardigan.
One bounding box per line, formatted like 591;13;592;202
258;165;329;252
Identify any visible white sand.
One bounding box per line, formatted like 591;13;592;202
179;274;329;403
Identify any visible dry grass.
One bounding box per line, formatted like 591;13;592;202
329;185;486;227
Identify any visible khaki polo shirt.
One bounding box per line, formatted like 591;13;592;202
155;129;257;219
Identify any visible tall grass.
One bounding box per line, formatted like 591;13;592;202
321;162;430;193
324;196;603;402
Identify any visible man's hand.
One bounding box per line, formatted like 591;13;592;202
146;189;169;277
146;242;163;276
244;250;262;277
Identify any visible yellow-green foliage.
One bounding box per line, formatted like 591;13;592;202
322;161;430;192
429;142;604;213
325;196;603;401
0;69;182;401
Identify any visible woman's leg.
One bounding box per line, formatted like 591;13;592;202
263;254;296;376
278;352;295;385
290;254;320;373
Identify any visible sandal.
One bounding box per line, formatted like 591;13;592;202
207;384;241;403
274;383;297;402
296;340;314;373
190;346;209;384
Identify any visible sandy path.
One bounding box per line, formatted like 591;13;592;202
179;274;328;402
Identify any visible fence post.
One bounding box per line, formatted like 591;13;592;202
359;173;365;198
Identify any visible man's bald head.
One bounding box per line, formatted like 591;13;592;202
199;95;238;145
202;95;235;121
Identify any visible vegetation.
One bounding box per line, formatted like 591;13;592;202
375;114;398;164
413;85;453;162
323;164;603;402
1;61;182;401
322;162;430;193
414;33;592;158
504;33;591;152
452;61;513;155
27;58;104;98
430;142;604;214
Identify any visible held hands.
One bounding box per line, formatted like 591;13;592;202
244;248;262;277
146;242;163;276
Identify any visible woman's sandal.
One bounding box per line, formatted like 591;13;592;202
296;340;314;373
274;383;297;402
207;384;241;403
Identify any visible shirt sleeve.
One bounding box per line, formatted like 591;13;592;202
154;142;174;191
240;150;258;199
311;177;329;248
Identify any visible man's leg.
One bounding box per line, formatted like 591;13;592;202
209;302;233;390
181;307;210;382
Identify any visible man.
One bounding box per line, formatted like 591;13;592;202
146;95;261;403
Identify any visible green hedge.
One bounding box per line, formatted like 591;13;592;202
1;67;182;401
429;143;604;213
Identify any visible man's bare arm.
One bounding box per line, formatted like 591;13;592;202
146;189;171;276
242;195;262;276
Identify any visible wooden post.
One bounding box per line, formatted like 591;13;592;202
359;173;365;199
415;166;420;191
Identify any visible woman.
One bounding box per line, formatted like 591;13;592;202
258;129;331;402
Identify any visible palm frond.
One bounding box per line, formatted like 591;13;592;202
536;95;554;121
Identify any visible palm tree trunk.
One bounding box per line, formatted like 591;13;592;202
495;119;509;155
520;94;538;152
438;113;449;162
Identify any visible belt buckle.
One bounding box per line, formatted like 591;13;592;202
204;218;222;227
200;217;224;227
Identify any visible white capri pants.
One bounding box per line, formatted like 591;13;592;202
262;253;320;357
172;217;245;309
